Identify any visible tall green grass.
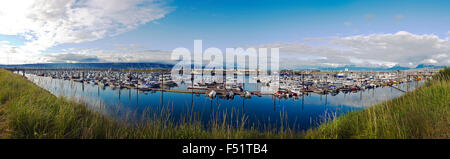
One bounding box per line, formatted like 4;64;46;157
305;68;450;139
0;69;300;139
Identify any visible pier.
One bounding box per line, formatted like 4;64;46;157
389;85;406;93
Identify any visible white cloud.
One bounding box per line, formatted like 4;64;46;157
421;59;438;64
0;41;43;64
249;42;351;68
250;31;450;68
43;47;173;63
435;53;448;59
44;53;100;63
0;0;171;53
333;31;449;66
10;31;450;68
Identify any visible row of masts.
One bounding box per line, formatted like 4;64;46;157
10;68;437;100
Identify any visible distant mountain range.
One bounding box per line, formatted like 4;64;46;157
0;63;446;71
414;64;446;69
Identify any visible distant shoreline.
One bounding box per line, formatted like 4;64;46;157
0;63;446;71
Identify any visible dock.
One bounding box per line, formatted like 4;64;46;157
389;85;406;93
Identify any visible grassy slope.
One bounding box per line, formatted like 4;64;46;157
0;69;298;139
0;103;8;138
305;68;450;139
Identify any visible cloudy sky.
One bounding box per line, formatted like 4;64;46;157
0;0;449;68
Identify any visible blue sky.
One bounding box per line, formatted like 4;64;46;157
50;0;450;50
0;0;449;67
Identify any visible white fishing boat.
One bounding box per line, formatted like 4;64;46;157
188;83;208;89
243;91;252;98
290;88;302;96
207;90;216;98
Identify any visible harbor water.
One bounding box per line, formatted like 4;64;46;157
25;73;422;130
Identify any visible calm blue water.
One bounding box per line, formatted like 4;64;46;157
25;74;422;130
